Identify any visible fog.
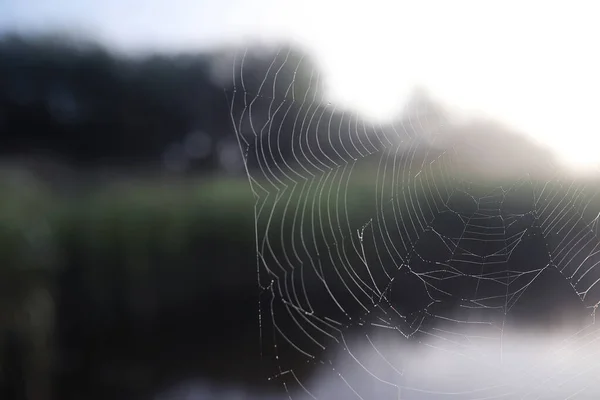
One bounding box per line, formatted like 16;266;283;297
158;323;600;399
2;2;600;400
3;0;599;170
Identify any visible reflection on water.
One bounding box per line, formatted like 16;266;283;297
158;323;600;400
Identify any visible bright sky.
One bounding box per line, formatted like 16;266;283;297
1;0;599;171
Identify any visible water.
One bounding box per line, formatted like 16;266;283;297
156;324;600;399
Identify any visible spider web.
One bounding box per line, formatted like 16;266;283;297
226;43;600;399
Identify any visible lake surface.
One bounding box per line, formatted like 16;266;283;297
156;323;600;399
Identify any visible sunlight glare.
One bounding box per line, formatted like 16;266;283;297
228;0;600;171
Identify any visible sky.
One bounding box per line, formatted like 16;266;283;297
1;0;599;171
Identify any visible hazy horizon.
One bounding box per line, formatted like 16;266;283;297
2;0;599;171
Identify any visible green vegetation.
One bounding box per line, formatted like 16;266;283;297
1;166;598;399
1;167;596;282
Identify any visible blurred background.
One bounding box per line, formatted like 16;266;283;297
1;1;599;400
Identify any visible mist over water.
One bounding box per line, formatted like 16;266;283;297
2;2;600;399
158;319;600;400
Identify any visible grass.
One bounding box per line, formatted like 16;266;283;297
0;164;597;292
